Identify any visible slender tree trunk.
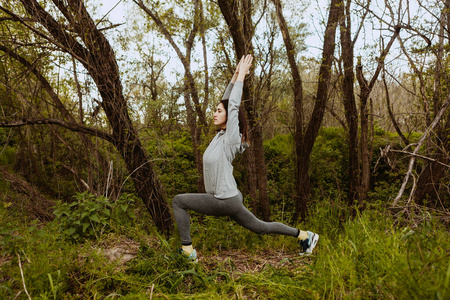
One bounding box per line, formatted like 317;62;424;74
355;26;400;205
270;0;307;220
291;0;341;220
338;0;359;207
357;60;370;206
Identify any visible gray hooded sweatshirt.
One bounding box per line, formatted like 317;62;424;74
203;81;247;199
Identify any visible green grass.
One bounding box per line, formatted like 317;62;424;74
0;198;448;299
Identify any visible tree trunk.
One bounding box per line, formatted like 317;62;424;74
338;0;359;207
270;0;307;220
292;0;341;220
218;0;271;221
358;62;370;206
355;26;400;205
20;0;173;233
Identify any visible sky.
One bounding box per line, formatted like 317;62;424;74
96;0;330;58
92;0;339;90
93;0;429;83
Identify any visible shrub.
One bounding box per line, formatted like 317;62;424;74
53;192;135;241
310;127;348;200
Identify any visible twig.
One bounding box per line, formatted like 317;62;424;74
149;283;154;300
106;160;113;198
406;173;417;205
17;253;31;300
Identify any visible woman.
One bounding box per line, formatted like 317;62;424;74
172;54;318;262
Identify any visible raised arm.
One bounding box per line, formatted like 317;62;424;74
222;59;242;100
224;55;253;145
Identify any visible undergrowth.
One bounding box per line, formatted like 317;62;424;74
0;195;448;299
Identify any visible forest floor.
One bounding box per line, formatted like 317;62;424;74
1;187;448;299
101;238;304;274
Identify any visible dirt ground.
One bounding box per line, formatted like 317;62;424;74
101;238;307;274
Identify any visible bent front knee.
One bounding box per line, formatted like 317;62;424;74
172;194;183;208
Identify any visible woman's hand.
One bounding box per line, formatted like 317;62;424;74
231;60;241;83
236;54;253;82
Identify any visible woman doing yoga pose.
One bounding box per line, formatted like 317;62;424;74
172;54;319;262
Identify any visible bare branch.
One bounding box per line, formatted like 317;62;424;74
133;0;207;129
1;3;90;66
382;68;409;145
392;94;450;206
387;148;450;169
0;118;114;143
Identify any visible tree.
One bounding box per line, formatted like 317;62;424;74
391;0;450;207
0;0;173;233
338;0;400;207
270;0;341;220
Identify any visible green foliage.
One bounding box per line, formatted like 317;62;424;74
53;192;136;242
128;235;230;295
264;134;295;210
145;130;199;197
1;193;449;299
0;202;25;256
0;225;22;256
309;127;348;199
0;195;450;299
304;203;450;299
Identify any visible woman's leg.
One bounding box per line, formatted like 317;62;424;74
230;204;299;237
229;194;320;254
172;193;244;245
173;192;318;255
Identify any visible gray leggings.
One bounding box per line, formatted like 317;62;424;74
172;191;299;245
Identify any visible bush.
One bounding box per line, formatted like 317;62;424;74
310;127;348;200
53;192;136;241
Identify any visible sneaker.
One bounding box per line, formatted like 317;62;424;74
180;249;198;263
299;231;319;255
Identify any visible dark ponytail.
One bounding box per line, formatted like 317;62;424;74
220;99;249;144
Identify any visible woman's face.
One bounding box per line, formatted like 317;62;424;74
213;102;227;129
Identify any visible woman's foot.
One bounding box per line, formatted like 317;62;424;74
180;248;198;263
299;231;319;255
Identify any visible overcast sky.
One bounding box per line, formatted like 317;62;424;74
93;0;427;82
96;0;330;58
